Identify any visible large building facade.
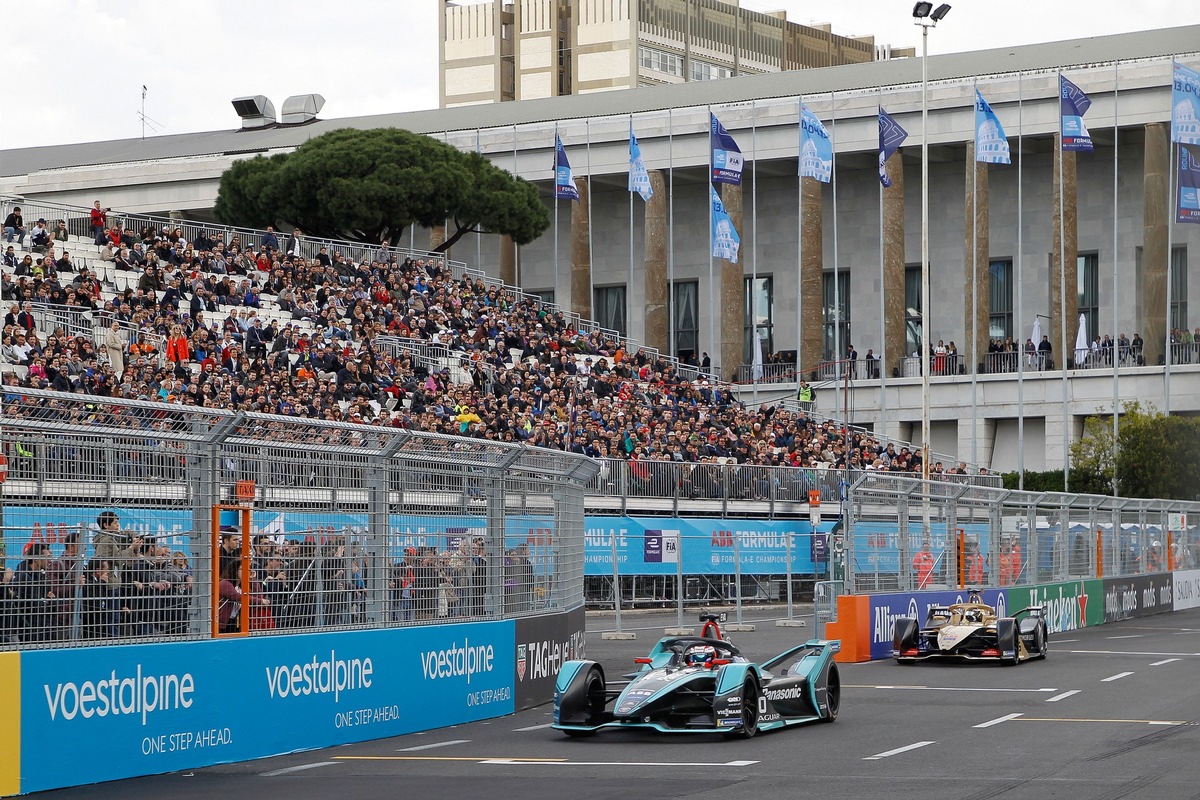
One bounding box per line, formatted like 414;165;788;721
2;27;1198;473
439;0;911;107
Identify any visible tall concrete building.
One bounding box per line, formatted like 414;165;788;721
439;0;912;107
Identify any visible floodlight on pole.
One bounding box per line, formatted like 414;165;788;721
912;2;933;18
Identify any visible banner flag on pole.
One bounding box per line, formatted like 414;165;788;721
554;134;579;201
1030;317;1043;368
1173;61;1200;145
710;113;744;185
628;127;654;201
752;329;764;381
1179;143;1200;224
710;183;740;263
974;89;1011;164
1060;75;1093;152
878;106;908;187
799;105;833;182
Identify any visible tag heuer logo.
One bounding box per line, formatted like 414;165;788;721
517;644;527;681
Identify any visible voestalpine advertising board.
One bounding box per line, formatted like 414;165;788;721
1101;573;1175;623
513;607;586;711
583;517;835;576
16;621;515;794
867;589;1009;659
1009;579;1103;634
1172;569;1200;611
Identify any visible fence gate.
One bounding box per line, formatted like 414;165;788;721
813;580;844;640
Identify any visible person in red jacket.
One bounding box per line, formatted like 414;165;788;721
165;324;191;365
912;542;935;589
1009;542;1023;585
89;201;109;244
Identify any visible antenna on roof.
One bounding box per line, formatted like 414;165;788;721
138;84;164;140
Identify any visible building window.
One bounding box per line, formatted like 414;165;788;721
822;271;850;361
989;259;1013;341
905;265;922;357
1077;252;1099;343
689;59;733;82
530;290;555;307
593;285;627;337
637;46;683;77
671;280;699;361
1171;246;1188;330
743;276;773;362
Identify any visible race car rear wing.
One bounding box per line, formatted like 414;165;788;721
1010;605;1046;619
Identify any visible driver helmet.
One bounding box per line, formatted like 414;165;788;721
685;644;716;666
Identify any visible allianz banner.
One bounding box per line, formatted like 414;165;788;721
1009;579;1103;634
584;518;835;577
867;589;1008;660
1101;573;1175;623
18;621;514;794
513;607;586;711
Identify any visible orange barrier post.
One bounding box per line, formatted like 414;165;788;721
1096;530;1103;579
957;529;966;589
825;594;871;663
1167;532;1174;572
212;501;254;638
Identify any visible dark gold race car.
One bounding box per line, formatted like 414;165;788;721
893;592;1048;665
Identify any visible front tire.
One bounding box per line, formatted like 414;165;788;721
562;667;605;737
727;678;759;739
821;665;840;722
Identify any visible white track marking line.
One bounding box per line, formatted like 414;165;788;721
478;759;760;767
1101;672;1134;682
1066;650;1200;657
1106;634;1143;639
1150;658;1180;666
398;739;471;752
1054;638;1079;643
974;713;1024;728
1046;690;1081;703
864;741;936;760
848;685;1056;693
512;723;554;732
260;762;340;777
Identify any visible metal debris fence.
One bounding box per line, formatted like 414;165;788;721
0;388;598;649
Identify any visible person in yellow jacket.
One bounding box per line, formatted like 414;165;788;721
455;407;482;434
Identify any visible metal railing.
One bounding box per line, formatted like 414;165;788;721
0;387;599;649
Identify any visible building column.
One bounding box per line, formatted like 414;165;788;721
498;234;516;286
882;152;906;376
965;143;990;374
800;177;824;378
643;170;668;354
1050;141;1078;367
571;176;592;321
1142;123;1169;367
720;183;745;382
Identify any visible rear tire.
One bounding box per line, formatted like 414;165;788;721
821;665;840;722
726;678;759;739
1035;623;1048;659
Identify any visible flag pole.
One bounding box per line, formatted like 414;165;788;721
1165;126;1176;414
708;106;715;378
1111;61;1120;494
1016;72;1026;490
586;119;595;331
877;87;888;439
797;95;804;386
554;123;560;303
971;79;979;468
629;116;635;346
476;128;483;272
513;124;520;285
1057;72;1070;492
831;90;842;384
752;100;759;407
669;109;676;361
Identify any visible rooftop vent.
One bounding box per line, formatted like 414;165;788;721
281;94;325;125
231;95;277;129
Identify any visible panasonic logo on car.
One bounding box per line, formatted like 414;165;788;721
764;685;806;702
420;639;494;685
264;650;374;702
44;666;195;725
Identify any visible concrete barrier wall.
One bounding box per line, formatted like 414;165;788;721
827;570;1189;663
0;609;583;796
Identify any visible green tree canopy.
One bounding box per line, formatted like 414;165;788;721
213;128;550;252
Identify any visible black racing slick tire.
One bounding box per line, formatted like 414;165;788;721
727;678;760;739
1035;623;1048;659
821;665;840;722
562;667;605;737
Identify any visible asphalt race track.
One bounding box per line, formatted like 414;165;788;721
37;608;1200;800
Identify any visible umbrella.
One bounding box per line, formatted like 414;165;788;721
1074;313;1089;367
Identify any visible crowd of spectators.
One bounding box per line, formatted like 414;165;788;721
2;210;950;485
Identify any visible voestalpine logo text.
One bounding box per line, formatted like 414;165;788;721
420;639;494;685
44;666;194;724
265;650;374;702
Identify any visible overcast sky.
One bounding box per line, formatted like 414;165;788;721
4;0;1198;151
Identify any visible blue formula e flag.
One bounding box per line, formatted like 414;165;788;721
878;106;908;187
1179;144;1200;224
628;126;654;201
974;88;1011;165
799;104;833;182
710;183;740;264
710;113;743;185
1173;61;1200;145
554;134;579;201
1060;75;1093;152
